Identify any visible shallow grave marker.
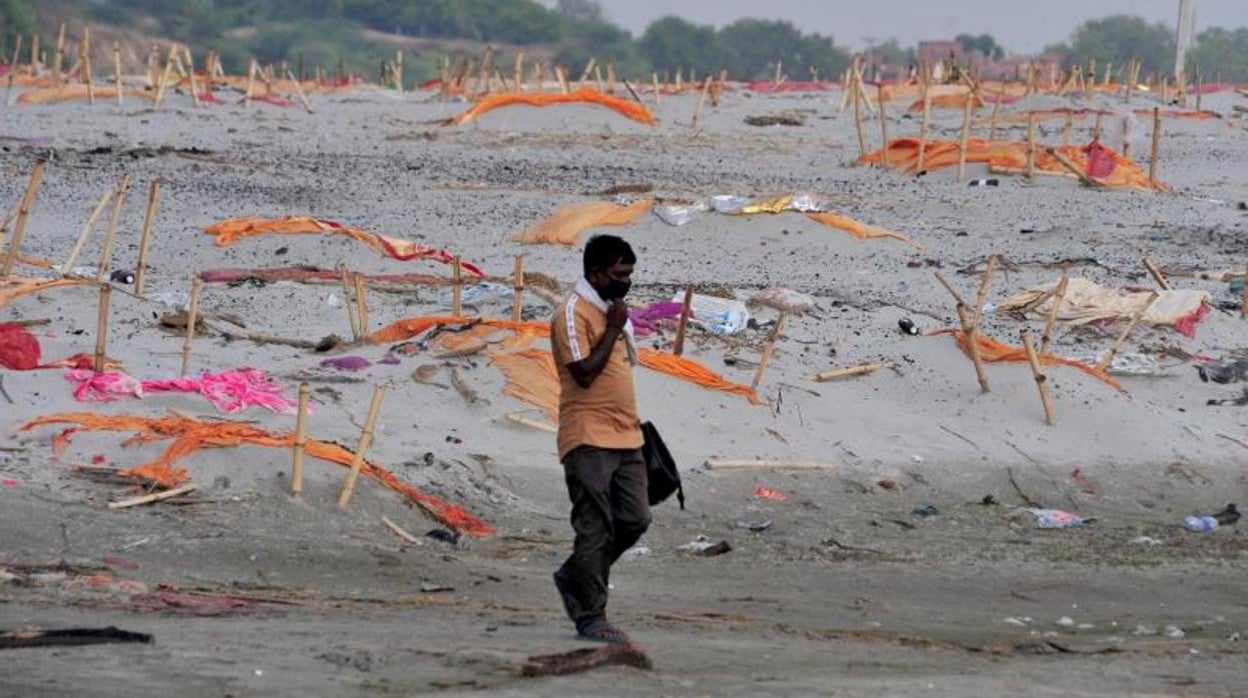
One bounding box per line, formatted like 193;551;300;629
338;386;386;508
1;160;45;279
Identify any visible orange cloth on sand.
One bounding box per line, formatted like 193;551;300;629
21;412;493;537
805;212;924;251
488;349;561;420
859;137;1162;191
0;276;97;309
931;328;1123;391
512;199;654;246
18;85;155;105
204;217;485;274
367;316;550;344
448;89;658;127
637;348;761;404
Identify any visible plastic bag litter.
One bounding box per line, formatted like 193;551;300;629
749;287;818;315
671;292;750;335
147;291;190;310
1025;508;1089;529
439;282;513;309
653;200;708;226
708;195;752;213
1072;352;1164;376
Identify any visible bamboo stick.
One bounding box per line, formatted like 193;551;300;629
504;411;557;433
134;179;161;296
108;483;197;510
514;52;524;91
593;63;604;92
1242;260;1248;320
750;312;787;392
52;23;66;87
1046;147;1103;187
184;48;200;108
337;386;386;508
5;36;23;105
916;72;931;173
956;93;973;182
606;61;616;94
987;88;1002;141
673;286;694;356
556;66;569;95
380;515;421;544
1;161;46;279
1122;116;1131;158
971;255;997;329
1061;111;1071;147
63;188;115;278
244;58;255;107
353;272;368;335
291;383;310;494
181;277;204;375
1093;111;1103;141
851;60;867;157
451;257;463;316
1096;292;1158;372
338;264;359;340
286;69;313;113
1149;107;1161;185
112;42;123;106
394;49;403;92
82;27;94;105
1141;257;1172;290
811;362;892;382
651;71;660;106
511;255;524;322
933;270;969;308
94;283;110;372
1039;275;1069;355
957;304;990;393
95;174;131;282
1020;329;1055;425
691;75;711;127
154;45;177;107
877;84;890;167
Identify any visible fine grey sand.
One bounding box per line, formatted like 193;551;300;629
2;85;1248;696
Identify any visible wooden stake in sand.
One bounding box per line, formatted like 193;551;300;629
750;312;787;392
1097;292;1158;372
988;88;1002;141
338;265;360;340
651;72;661;106
1046;147;1103;188
851;60;867;158
451;256;463;316
916;73;931;173
134;179;161;296
876;84;890;167
52;23;66;88
95;175;131;282
514;52;524;91
1148;107;1161;186
63;187;115;278
154;46;177;107
1061;111;1072;147
511;255;524;322
353;272;369;336
337;386;386;508
108;483;197;510
673;286;694;356
1;161;46;279
1020;328;1055;426
112;41;123;106
290;383;310;494
1040;275;1069;355
956;304;990;393
956;93;973;182
244;58;255;108
691;75;711;128
94;283;111;373
286;69;313;113
1142;257;1172;290
181;277;204;376
82;27;95;105
1242;260;1248;320
812;361;892;382
183;47;200;108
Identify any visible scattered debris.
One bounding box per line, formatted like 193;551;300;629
675;536;733;556
520;643;652;677
0;626;152;650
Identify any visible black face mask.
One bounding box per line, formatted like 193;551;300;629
601;278;631;301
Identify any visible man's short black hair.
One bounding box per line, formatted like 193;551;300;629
583;235;636;276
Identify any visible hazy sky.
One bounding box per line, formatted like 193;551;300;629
544;1;1248;54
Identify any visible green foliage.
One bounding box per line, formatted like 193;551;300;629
1190;27;1248;82
872;38;911;66
1065;15;1174;75
718;19;847;80
0;0;35;48
955;33;1005;60
637;16;723;75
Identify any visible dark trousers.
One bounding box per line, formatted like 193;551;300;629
555;446;651;628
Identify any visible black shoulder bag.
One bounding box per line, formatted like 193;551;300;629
640;422;684;509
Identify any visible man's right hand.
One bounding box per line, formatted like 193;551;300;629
606;299;629;329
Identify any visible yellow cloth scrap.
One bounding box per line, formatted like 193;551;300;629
511;199;654;246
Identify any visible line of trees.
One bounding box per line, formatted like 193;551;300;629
5;1;1248;83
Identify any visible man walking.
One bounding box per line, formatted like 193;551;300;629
550;234;649;643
